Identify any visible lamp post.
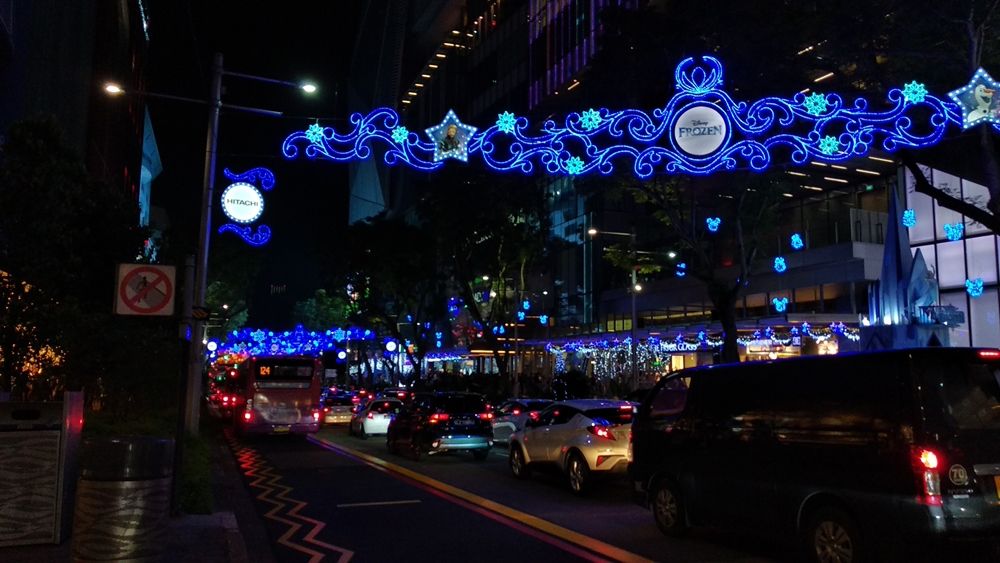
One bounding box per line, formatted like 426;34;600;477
588;227;641;390
105;52;318;435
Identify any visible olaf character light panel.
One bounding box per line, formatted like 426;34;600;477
283;56;992;179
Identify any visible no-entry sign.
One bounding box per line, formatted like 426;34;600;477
115;263;176;316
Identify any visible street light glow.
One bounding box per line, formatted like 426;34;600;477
667;251;677;259
634;283;643;292
104;82;124;95
587;227;598;236
301;82;318;94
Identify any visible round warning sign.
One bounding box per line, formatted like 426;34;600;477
115;264;176;316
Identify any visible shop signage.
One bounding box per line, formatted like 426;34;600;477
221;182;264;224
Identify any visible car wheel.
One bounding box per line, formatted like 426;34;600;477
472;449;489;461
509;445;531;479
803;507;864;563
566;452;590;495
651;479;686;537
360;423;369;440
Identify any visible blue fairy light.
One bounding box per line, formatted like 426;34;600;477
773;256;787;273
539;315;549;325
943;222;964;241
966;278;985;298
790;233;804;250
706;217;721;232
517;311;526;321
522;299;531;311
772;297;789;313
676;262;687;277
902;209;916;228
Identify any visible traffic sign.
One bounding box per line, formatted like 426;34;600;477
115;263;176;316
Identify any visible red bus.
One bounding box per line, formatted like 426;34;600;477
234;355;322;435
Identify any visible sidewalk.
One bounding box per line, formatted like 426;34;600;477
0;425;267;563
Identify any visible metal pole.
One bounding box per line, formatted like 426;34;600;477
184;52;223;436
630;229;638;391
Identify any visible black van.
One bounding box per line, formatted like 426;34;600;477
628;348;1000;562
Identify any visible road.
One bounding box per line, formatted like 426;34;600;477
225;426;793;562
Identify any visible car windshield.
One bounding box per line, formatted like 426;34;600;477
525;400;551;411
434;395;486;413
324;396;354;407
585;407;634;425
920;357;1000;430
373;401;401;414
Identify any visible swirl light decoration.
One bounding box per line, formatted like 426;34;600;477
283;56;969;179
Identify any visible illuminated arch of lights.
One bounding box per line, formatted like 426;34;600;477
207;325;376;360
283;56;985;179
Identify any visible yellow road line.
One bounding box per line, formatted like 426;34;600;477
309;435;653;563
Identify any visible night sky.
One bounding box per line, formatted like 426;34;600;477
146;1;363;324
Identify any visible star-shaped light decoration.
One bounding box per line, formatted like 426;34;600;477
948;68;1000;129
803;92;828;116
580;108;602;131
565;156;584;175
902;81;928;104
305;122;325;144
391;126;409;144
943;222;965;241
705;217;722;232
773;256;787;273
966;278;985;298
902;209;916;228
819;135;839;155
425;109;478;162
496;111;517;134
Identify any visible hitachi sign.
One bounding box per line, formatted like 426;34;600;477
220;182;264;224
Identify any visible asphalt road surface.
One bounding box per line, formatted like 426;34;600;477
226;426;792;562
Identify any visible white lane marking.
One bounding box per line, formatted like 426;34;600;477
335;499;423;508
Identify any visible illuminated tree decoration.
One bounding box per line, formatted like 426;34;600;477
818;135;839;155
676;262;687;277
305;122;325;144
966;278;985;298
579;108;602;131
496;111;517;134
790;233;804;250
948;68;1000;130
803;92;829;116
943;222;965;241
217;167;275;246
902;209;917;228
773;256;787;273
283;56;963;178
772;297;789;312
391;126;410;144
902;81;928;104
706;217;721;232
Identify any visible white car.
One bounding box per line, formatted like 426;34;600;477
508;399;634;494
349;399;402;438
492;398;553;444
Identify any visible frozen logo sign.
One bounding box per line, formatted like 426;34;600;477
672;105;728;156
221;182;264;223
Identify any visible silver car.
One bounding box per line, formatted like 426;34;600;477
509;399;634;494
491;398;553;444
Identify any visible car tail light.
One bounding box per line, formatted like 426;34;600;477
367;412;375;419
312;410;320;422
243;411;253;422
352;396;361;404
912;446;943;505
429;413;450;423
587;425;616;440
528;411;540;421
222;395;230;403
979;349;1000;359
323;407;330;412
478;412;494;420
512;408;521;415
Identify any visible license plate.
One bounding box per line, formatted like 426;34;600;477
454;420;473;426
274;425;290;433
994;476;1000;501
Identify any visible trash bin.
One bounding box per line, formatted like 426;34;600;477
71;436;174;562
0;391;84;547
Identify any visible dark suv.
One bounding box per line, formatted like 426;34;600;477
387;392;493;460
629;348;1000;562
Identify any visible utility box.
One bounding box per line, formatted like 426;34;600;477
0;391;84;546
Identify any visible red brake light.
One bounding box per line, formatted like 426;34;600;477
911;446;943;505
243;411;252;422
312;410;320;422
222;395;230;403
323;407;330;412
979;349;1000;359
367;412;375;419
429;413;450;423
528;411;540;420
915;448;940;470
512;409;521;415
619;404;633;410
587;425;615;440
478;412;493;420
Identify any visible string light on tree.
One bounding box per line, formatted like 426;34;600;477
706;217;721;232
902;209;917;228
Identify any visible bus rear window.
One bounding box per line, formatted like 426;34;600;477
920;359;1000;430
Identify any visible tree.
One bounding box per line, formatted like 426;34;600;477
291;289;349;331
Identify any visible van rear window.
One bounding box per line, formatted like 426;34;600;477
922;360;1000;430
585;407;634;425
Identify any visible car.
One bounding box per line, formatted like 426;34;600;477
386;392;493;460
349;398;402;438
491;398;553;444
321;392;356;425
628;348;1000;563
508;399;634;494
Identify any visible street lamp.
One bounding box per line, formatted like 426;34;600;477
588;227;640;389
105;53;318;435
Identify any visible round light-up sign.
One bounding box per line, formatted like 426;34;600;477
221;182;264;224
672;104;728;156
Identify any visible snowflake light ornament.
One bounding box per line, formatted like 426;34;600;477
565;156;584;175
496;111;517;134
966;278;985;298
803;92;828;116
819;135;839;155
579;108;602;131
902;81;928;104
943;222;965;241
305;123;325;144
391;126;409;144
902;209;916;228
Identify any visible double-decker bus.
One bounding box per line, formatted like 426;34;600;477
234;355;322;435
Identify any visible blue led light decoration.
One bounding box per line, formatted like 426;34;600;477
902;209;917;228
943;222;965;241
522;299;531;311
517;311;526;321
676;262;687;277
426;109;477;162
772;297;789;313
966;278;985;298
706;217;722;232
790;233;804;250
539;315;549;326
774;256;787;273
948;68;1000;130
217;167;275;246
283;56;964;178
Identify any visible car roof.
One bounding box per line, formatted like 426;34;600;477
556;399;632;410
